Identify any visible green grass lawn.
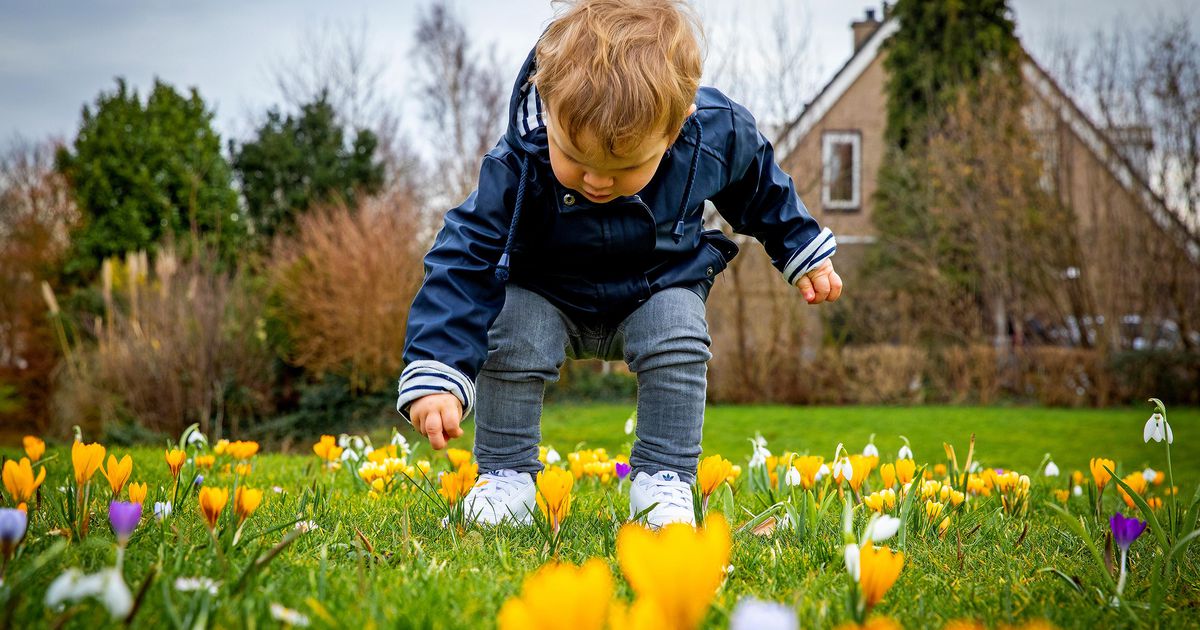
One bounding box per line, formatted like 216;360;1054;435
1;404;1197;629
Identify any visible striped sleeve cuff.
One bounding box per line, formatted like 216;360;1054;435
782;227;837;286
396;360;476;421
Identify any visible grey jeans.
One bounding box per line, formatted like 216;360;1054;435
474;284;712;483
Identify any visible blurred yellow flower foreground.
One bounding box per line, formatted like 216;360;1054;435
498;514;731;630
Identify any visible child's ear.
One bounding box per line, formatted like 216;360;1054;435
686;104;697;118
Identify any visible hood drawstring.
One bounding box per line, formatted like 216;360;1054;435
671;117;703;243
495;156;530;282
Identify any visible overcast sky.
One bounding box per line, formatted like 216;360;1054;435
1;0;1193;153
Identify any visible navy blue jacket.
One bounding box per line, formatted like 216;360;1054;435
397;48;836;419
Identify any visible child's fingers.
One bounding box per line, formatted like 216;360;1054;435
795;274;816;302
425;411;447;450
828;270;844;302
442;406;464;439
811;272;831;304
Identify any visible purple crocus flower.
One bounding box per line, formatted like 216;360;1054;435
614;461;631;481
0;508;27;556
1110;512;1147;552
109;501;142;546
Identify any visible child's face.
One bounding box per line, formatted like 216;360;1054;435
545;105;694;204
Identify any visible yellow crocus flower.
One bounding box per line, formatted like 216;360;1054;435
100;454;133;496
72;441;106;486
23;436;45;462
165;449;186;478
895;459;916;485
1090;458;1115;491
3;457;45;504
793;455;825;490
198;487;229;530
536;467;574;531
497;559;614;630
439;462;478;505
235;487;263;524
879;463;896;489
447;448;472;470
617;514;731;630
128;481;148;505
312;435;343;462
696;455;733;501
858;540;905;610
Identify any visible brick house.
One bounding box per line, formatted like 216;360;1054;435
703;8;1200;403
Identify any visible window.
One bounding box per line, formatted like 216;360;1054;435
822;131;861;211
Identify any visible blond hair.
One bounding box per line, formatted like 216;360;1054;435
534;0;704;156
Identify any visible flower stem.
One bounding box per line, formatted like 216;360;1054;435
1165;441;1177;537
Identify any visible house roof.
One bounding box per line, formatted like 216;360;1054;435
777;17;1200;263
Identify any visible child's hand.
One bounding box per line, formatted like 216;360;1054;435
408;393;464;450
794;259;843;304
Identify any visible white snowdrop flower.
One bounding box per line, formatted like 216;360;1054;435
863;443;879;458
174;577;220;594
546;447;561;465
862;515;901;544
815;464;830;482
391;431;411;456
968;461;983;473
1044;461;1059;477
362;446;374;458
337;435;350;449
844;544;861;582
340;449;359;462
784;467;801;487
898;445;914;460
153;501;172;521
1143;468;1157;484
270;603;310;627
186;431;207;447
350;436;365;451
1073;485;1083;496
624;415;635;435
834;457;854;482
730;597;798;630
1143;412;1173;444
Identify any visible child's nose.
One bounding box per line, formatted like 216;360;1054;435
582;171;613;190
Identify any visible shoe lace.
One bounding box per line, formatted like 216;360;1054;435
471;471;527;500
646;478;693;512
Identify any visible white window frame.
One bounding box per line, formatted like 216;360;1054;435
821;131;862;211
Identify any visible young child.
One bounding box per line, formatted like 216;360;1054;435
397;0;842;528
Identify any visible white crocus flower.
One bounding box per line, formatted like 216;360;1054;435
153;501;172;521
174;576;220;594
1044;461;1059;477
45;568;131;619
624;414;635;435
1142;468;1157;484
1073;485;1083;496
1143;412;1173;444
844;543;861;581
784;467;801;487
546;447;561;465
898;445;914;460
863;443;879;458
862;514;901;543
270;603;310;627
729;597;798;630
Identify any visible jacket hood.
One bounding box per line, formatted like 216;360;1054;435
504;46;549;159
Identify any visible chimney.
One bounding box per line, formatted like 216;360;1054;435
851;7;882;53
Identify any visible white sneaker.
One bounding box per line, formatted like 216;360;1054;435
629;470;696;528
463;469;537;525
